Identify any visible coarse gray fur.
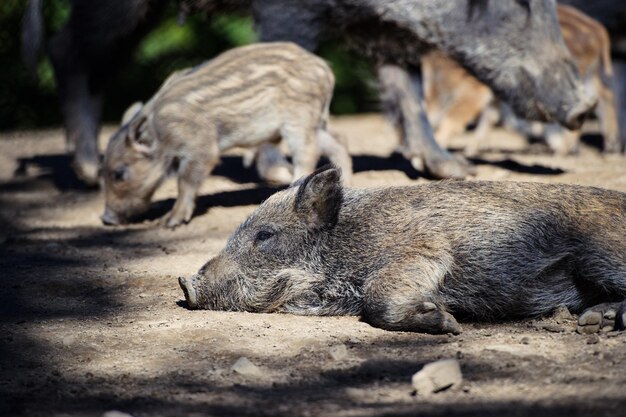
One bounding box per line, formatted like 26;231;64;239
180;166;626;334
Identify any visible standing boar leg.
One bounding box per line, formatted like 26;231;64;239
48;30;103;185
46;0;168;185
378;64;474;179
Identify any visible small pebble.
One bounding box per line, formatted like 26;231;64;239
328;343;348;361
552;305;574;323
587;334;600;345
102;411;134;417
520;337;530;345
411;359;462;396
231;357;262;377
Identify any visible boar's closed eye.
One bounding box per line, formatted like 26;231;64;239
255;229;275;242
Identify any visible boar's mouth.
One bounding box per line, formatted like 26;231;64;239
178;276;198;309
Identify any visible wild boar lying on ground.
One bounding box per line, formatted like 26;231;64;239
101;42;351;228
179;166;626;335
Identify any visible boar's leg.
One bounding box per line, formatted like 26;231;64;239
161;143;219;228
361;261;460;334
544;124;580;156
47;0;168;185
577;301;626;334
377;64;475;179
316;129;352;185
48;29;103;185
252;144;293;185
281;124;320;182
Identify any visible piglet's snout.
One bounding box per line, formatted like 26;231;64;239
178;276;198;309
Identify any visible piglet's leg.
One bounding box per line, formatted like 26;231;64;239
282;124;320;182
161;152;217;228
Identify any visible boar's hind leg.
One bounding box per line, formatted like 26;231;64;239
377;64;475;179
577;301;626;334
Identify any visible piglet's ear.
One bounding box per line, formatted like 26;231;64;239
294;165;343;231
121;101;143;126
126;114;155;155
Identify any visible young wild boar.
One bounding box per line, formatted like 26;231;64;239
179;166;626;335
101;42;351;228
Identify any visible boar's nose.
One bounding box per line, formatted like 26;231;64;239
101;207;122;226
564;98;597;131
178;276;198;309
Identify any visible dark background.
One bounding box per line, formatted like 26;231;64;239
0;0;379;131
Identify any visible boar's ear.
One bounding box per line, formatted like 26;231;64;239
294;165;343;231
121;101;143;126
126;114;155;155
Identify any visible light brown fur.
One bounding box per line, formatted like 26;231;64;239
101;42;352;227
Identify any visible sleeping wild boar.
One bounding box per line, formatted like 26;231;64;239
179;166;626;335
101;42;351;228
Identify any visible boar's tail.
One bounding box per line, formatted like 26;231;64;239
21;0;44;75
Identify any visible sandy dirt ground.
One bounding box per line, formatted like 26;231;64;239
1;114;625;417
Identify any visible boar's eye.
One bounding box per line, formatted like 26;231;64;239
112;166;128;182
255;229;275;242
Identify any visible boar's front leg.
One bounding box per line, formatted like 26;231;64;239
361;259;460;334
577;301;626;334
161;145;218;228
378;64;475;179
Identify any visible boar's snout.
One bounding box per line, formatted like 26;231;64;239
178;276;198;309
564;98;597;131
101;207;124;226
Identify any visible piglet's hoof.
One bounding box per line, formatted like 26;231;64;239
577;302;626;334
159;206;194;228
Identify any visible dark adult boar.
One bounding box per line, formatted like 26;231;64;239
179;166;626;335
24;0;593;184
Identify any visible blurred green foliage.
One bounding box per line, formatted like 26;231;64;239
0;0;377;131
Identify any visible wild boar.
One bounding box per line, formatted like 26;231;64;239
423;4;621;155
101;42;351;228
24;0;593;184
179;166;626;335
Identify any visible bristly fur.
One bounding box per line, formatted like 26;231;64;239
184;170;626;334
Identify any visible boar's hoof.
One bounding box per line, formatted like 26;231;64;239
423;154;476;180
72;156;100;187
577;301;626;334
178;276;198;309
409;309;461;335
